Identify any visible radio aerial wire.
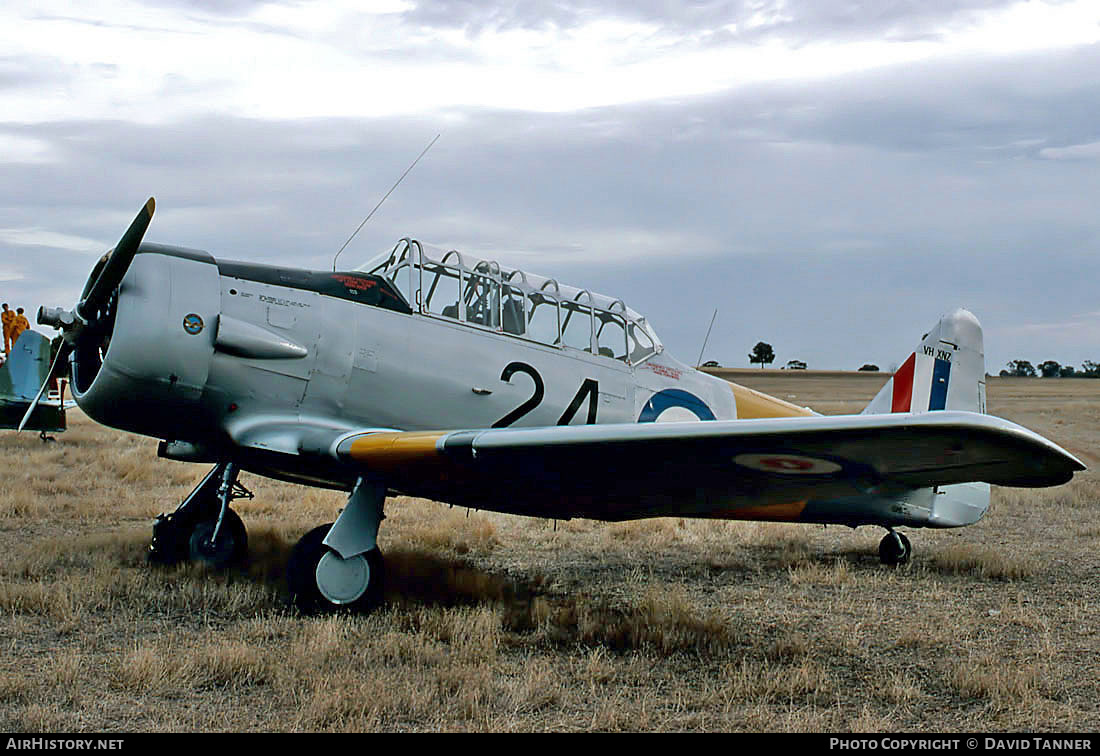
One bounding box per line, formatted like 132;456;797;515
332;133;440;271
696;308;718;367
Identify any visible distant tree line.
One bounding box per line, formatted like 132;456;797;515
719;342;1099;377
999;360;1100;378
735;341;893;372
744;342;807;369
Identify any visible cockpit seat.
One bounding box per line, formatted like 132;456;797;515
502;298;524;335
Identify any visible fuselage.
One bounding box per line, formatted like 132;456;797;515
64;242;1003;530
71;243;810;486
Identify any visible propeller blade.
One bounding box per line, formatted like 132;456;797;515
78;197;155;320
17;341;72;432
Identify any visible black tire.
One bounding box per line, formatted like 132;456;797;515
149;511;191;565
287;523;384;614
188;509;248;569
879;531;912;566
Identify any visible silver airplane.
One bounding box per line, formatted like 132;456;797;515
27;199;1085;613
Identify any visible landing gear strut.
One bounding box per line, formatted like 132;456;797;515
288;477;386;613
878;529;912;566
149;462;252;568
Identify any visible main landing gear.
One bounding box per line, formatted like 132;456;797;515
878;529;912;566
287;477;386;614
150;465;388;614
149;462;252;569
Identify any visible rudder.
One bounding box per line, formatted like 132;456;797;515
863;309;986;415
0;330;53;402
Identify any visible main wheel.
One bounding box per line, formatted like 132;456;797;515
188;509;248;569
149;511;191;564
287;523;384;614
878;531;912;566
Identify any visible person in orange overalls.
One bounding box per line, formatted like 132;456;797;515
1;303;14;355
10;307;30;348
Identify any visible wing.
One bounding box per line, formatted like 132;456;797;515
303;411;1085;521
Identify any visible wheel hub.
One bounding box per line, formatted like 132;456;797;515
315;551;371;605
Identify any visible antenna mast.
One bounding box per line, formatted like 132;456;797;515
332;133;440;271
696;308;718;367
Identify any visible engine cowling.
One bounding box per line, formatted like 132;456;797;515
72;245;221;441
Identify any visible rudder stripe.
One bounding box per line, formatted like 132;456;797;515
891;353;916;413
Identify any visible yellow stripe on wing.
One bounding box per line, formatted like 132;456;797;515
346;431;448;473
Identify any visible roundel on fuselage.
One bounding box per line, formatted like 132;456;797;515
638;388;715;423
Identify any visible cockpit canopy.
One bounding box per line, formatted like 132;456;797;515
359;239;662;365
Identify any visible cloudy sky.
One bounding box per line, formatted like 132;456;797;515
2;0;1099;372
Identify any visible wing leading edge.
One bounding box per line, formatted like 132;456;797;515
317;412;1084;522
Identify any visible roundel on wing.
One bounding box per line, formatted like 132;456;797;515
638;388;716;423
733;453;842;475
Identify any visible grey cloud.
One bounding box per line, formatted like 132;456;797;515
29;12;205;36
6;40;1100;370
689;43;1100;157
1039;141;1100;160
401;0;1021;45
0;54;86;92
101;1;270;17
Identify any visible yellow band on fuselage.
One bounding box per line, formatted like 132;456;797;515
730;383;815;419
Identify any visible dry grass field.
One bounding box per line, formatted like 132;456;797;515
1;374;1097;732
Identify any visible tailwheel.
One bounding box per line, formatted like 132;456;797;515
287;523;385;614
188;509;248;569
879;530;912;566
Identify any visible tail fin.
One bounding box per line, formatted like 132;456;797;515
863;309;986;415
0;330;53;402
